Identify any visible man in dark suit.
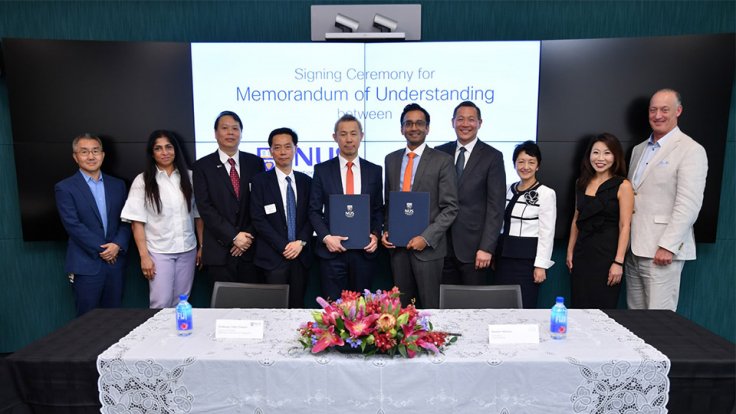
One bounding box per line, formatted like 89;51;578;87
250;128;312;308
309;114;383;300
436;101;506;285
55;133;131;316
193;111;266;283
382;103;459;308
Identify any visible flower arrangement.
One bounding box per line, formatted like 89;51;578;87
298;287;457;358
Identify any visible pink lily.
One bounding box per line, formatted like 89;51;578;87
312;325;344;353
344;314;380;337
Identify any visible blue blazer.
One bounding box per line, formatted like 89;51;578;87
309;156;383;259
250;169;313;270
54;171;131;275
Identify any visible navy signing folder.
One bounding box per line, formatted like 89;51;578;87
388;191;430;247
329;194;370;249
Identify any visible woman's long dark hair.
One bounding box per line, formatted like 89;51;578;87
577;133;627;191
144;130;193;214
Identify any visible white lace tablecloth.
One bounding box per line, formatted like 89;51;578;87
97;308;669;413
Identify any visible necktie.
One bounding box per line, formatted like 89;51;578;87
285;176;296;241
402;152;416;192
346;161;354;195
227;158;240;199
456;146;466;184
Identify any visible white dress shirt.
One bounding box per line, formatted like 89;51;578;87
274;167;298;210
121;169;200;254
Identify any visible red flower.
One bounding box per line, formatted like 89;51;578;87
374;332;397;352
341;290;361;302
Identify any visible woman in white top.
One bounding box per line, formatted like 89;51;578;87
494;141;556;308
121;130;203;308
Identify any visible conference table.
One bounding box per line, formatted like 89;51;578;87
4;308;735;413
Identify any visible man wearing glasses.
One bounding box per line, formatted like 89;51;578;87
55;133;130;316
382;103;458;308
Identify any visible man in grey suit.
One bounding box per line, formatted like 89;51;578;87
436;101;506;285
382;103;459;308
625;89;708;311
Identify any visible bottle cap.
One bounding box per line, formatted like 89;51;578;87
179;294;188;301
555;296;564;303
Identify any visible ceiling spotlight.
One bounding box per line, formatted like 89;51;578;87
335;13;360;33
373;14;398;33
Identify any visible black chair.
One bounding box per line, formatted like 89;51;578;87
210;282;290;308
439;284;523;309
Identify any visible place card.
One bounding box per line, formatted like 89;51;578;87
488;324;539;344
215;319;264;339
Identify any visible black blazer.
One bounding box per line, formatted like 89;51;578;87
193;150;265;265
308;156;383;259
436;140;505;263
250;169;313;270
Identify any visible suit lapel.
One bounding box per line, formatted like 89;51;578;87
389;150;403;190
101;173;115;237
413;148;432;189
461;141;485;185
73;172;104;232
295;172;310;228
629;144;644;183
328;157;343;195
637;132;681;188
238;151;251;198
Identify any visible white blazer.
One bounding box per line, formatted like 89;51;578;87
628;127;707;260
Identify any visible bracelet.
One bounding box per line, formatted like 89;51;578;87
612;260;624;267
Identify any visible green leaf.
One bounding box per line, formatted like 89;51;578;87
398;344;408;358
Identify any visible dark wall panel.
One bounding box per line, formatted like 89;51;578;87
3;40;195;240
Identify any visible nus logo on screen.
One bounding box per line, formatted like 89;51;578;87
258;146;341;170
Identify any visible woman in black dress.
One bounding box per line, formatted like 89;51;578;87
566;133;634;308
495;141;556;309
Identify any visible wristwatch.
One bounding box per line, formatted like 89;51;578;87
299;240;307;247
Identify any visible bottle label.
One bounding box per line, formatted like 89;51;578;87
176;308;193;331
550;312;567;333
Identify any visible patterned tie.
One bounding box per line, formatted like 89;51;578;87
285;176;296;241
227;158;240;199
346;161;354;195
402;152;416;192
456;146;466;184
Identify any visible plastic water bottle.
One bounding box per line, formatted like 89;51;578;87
175;294;193;336
550;296;568;339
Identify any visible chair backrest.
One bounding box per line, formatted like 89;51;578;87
439;284;523;309
210;282;290;308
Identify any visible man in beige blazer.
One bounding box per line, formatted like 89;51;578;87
625;89;708;310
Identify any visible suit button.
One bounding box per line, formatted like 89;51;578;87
633;191;638;196
632;210;635;214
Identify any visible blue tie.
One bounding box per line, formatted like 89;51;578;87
285;176;296;241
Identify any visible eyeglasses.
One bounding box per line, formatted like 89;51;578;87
76;148;102;156
402;120;427;128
